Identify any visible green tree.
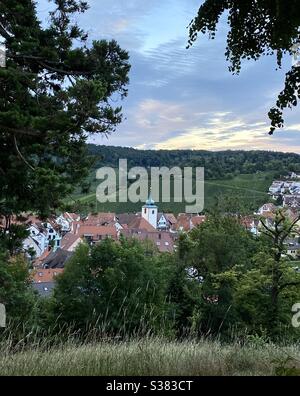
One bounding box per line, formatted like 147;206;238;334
0;252;36;325
188;1;300;133
258;210;300;337
0;1;130;227
234;250;300;340
50;239;170;335
179;214;259;336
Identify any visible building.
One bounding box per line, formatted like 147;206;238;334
76;225;118;244
257;203;277;215
61;233;83;252
32;268;64;297
176;213;206;232
121;229;174;253
283;195;300;209
40;248;73;269
141;191;158;229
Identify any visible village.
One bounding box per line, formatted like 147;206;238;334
1;171;299;297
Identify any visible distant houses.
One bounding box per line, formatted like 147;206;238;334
10;172;300;298
1;193;207;296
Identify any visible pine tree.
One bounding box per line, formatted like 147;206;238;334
0;1;130;229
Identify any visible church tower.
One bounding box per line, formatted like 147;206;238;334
142;190;158;229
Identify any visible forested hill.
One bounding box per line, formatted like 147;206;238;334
87;144;300;179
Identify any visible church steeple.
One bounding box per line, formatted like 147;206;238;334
142;188;158;229
145;188;155;206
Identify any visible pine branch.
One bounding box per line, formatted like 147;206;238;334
13;135;35;171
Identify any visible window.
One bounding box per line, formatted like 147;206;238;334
144;208;147;214
152;210;155;214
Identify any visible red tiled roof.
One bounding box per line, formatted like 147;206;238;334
175;214;206;231
81;213;116;226
61;233;82;250
191;215;206;227
121;230;174;253
164;213;177;225
128;217;157;232
77;225;117;240
33;268;64;283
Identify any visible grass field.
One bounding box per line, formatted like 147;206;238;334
0;338;299;376
67;171;274;214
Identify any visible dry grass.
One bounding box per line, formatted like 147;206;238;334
0;338;300;376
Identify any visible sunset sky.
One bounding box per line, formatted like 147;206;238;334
37;0;300;153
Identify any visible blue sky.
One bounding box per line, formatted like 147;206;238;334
37;0;300;153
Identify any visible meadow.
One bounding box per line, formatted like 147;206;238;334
0;338;299;376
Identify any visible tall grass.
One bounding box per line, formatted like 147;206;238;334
1;334;300;376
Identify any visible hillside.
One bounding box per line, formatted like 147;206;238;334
87;144;300;177
64;145;299;214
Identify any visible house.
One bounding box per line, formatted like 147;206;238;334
127;217;157;232
117;213;140;227
61;233;83;252
176;213;206;232
80;212;116;226
285;240;300;259
23;235;44;259
55;212;80;233
32;268;64;297
40;248;73;269
22;223;48;257
157;213;177;231
257;203;277;215
190;215;206;229
76;225;118;244
33;268;64;283
241;216;260;236
157;213;169;230
283;195;300;209
286;172;300;180
269;181;284;197
43;221;62;251
120;229;175;253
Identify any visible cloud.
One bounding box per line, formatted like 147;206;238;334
36;1;300;154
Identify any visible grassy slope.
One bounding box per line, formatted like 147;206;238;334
0;339;299;376
67;171;274;214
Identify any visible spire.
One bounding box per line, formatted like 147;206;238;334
145;187;155;206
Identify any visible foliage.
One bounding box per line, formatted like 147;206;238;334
0;0;130;225
180;214;260;336
0;252;36;324
88;145;300;178
50;239;172;335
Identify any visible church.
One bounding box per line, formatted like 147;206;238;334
141;191;176;231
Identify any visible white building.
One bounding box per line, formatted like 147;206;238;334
23;224;49;258
142;192;158;229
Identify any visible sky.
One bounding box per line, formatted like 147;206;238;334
37;0;300;153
